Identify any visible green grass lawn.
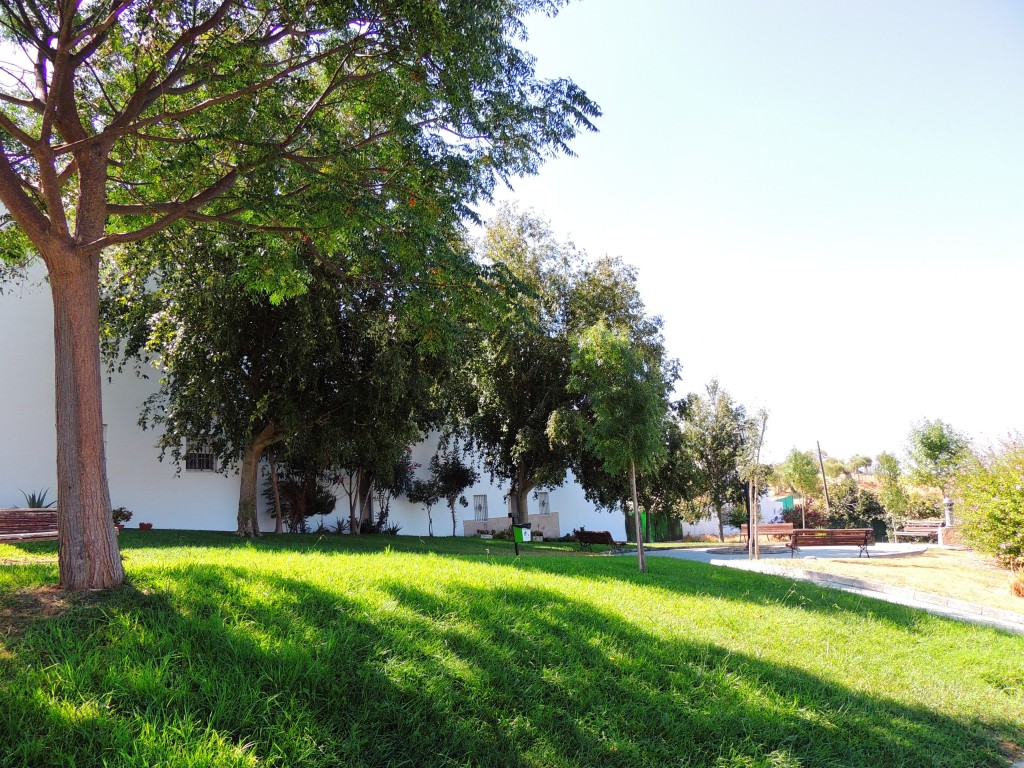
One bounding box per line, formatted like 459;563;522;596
1;531;1022;768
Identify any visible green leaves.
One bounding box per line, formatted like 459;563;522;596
906;419;971;495
954;437;1024;567
567;321;669;479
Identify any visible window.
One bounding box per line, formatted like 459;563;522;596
473;495;488;521
185;440;217;472
536;491;550;515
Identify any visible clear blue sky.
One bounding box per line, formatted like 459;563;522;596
486;0;1024;462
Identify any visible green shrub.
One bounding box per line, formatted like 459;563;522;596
825;478;886;529
954;438;1024;568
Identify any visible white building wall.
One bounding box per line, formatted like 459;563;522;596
1;269;244;527
300;434;626;540
678;494;782;539
0;274;58;508
1;266;623;538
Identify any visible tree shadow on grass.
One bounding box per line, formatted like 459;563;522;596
0;530;1014;642
0;563;1020;768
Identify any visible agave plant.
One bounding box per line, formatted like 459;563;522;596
19;488;56;508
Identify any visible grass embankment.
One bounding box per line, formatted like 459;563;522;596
0;531;1022;767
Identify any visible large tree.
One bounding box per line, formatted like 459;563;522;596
773;448;822;528
0;0;596;588
559;413;695;542
565;321;671;572
905;419;970;498
461;205;660;524
104;226;473;536
680;380;751;541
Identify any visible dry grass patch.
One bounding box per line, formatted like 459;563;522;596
0;586;72;637
775;548;1024;614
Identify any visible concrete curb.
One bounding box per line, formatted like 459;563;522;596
711;559;1024;635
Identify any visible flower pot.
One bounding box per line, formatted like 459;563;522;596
479;534;493;539
138;523;153;530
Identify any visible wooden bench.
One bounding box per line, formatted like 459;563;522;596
740;523;794;541
0;508;58;543
574;530;625;554
788;528;873;558
892;519;944;542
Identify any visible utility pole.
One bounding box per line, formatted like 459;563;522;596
817;440;832;514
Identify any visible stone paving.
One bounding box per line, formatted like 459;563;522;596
647;544;1024;635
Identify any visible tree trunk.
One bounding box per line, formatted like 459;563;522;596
510;467;531;525
451;501;457;536
716;505;725;542
357;469;374;533
269;451;283;535
630;460;646;573
49;253;125;590
236;425;277;537
344;471;359;535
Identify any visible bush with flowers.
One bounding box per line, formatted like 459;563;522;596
953;436;1024;569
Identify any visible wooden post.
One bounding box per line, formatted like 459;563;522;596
817;440;832;514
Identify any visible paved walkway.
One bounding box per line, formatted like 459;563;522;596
647;544;1024;635
647;542;928;564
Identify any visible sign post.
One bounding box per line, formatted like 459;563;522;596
512;523;532;556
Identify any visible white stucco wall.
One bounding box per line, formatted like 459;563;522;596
0;264;624;538
286;433;626;540
1;268;244;527
678;494;783;539
0;273;58;508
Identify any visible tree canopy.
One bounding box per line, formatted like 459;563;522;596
773;448;822;528
680;380;752;541
103;226;476;536
460;205;661;524
0;0;597;588
563;321;672;571
906;419;970;497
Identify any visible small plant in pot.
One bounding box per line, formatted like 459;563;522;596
111;506;133;531
138;522;153;531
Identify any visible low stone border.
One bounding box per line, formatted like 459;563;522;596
712;558;1024;634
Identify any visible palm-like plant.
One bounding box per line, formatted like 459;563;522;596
19;488;55;508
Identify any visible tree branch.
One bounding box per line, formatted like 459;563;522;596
0;146;49;243
85;168;240;252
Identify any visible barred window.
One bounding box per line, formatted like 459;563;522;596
185;440;217;472
473;495;488;521
536;491;550;515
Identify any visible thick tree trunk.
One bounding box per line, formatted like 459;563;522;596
630;460;646;573
236;425;277;537
510;467;531;525
48;253;124;590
